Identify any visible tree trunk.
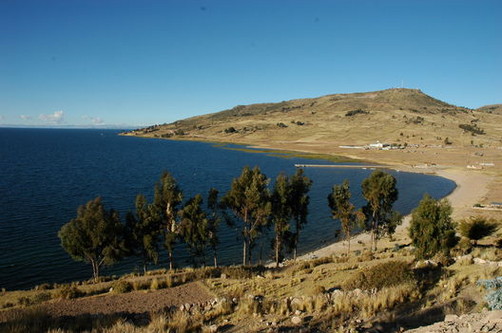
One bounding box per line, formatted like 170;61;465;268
213;251;218;268
168;250;174;270
347;231;351;257
293;221;300;260
242;238;248;266
275;232;281;268
91;259;100;282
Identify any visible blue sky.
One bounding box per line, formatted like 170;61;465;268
1;0;500;128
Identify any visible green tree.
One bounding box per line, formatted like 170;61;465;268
328;180;364;256
361;170;402;251
222;166;271;265
409;194;458;259
58;197;125;281
207;188;220;267
154;171;183;270
289;168;313;259
125;194;162;274
179;194;209;267
271;173;293;267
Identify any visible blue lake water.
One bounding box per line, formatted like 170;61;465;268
0;128;456;290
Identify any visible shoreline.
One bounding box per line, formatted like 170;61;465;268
297;166;494;261
149;136;499;262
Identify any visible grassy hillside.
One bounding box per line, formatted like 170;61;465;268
478;104;502;115
125;88;502;149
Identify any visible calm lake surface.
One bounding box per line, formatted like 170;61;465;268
0;128;456;290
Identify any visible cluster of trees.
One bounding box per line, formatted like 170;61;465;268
59;167;407;281
58;167;313;280
328;171;403;254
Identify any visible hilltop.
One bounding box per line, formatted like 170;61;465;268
478;104;502;115
125;88;501;149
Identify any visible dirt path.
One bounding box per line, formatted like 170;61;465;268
44;282;212;318
0;282;214;323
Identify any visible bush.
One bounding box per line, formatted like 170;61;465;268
458;216;498;243
112;280;132;294
224;127;237;133
56;285;83;299
343;260;414;290
459;123;485;135
345;109;369;117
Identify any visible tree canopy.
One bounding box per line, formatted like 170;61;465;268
328;179;364;256
361;170;402;251
125;194;162;273
222;166;271;265
154;171;183;270
409;194;458;259
179;194;209;267
270;172;293;267
288;168;312;259
58;197;126;281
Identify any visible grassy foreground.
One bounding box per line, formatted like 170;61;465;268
1;225;502;332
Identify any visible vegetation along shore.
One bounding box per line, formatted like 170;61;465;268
2;88;502;332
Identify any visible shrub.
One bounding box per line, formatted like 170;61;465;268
343;260;414;290
345;109;369;117
56;285;83;299
112;280;132;294
150;278;163;290
459;123;485;135
224;127;237;133
458;216;498;244
33;292;52;304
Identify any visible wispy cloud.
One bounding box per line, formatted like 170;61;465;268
0;115;5;122
20;115;32;120
82;115;104;125
39;110;64;124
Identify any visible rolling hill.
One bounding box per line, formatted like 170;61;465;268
125;88;501;149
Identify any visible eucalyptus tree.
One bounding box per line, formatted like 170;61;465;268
58;197;126;282
222;166;271;266
271;172;293;267
207;188;221;267
361;170;402;251
409;194;458;259
179;194;209;267
154;171;183;270
328;180;364;256
125;194;162;274
289;168;313;259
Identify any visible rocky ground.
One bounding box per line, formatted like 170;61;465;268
405;310;502;333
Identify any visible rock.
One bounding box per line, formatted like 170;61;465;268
444;314;458;322
291;316;303;325
207;324;219;333
484;310;502;323
220;273;227;279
